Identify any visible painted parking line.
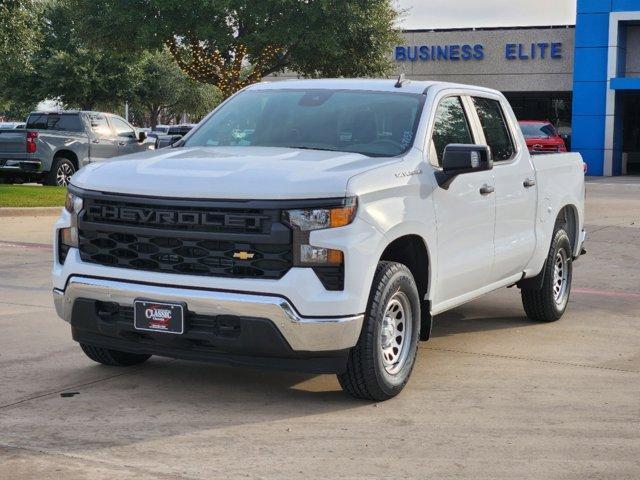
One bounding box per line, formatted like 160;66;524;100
0;241;52;251
573;287;640;299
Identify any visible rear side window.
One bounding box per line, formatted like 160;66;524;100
26;114;48;129
472;97;515;162
47;114;84;132
431;96;474;165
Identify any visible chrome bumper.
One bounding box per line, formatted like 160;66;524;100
53;276;364;352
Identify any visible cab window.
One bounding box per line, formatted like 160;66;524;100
430;96;474;166
472;97;515;162
110;116;136;138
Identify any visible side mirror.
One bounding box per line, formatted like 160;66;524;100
138;131;147;142
155;134;183;149
435;144;493;189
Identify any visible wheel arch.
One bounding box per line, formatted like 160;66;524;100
519;205;579;291
53;149;79;170
378;233;433;340
555;203;580;257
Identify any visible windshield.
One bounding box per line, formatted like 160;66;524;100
520;123;555;139
184;89;424;157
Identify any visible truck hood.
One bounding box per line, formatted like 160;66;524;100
71;146;395;199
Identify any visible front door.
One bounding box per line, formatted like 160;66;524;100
108;115;143;156
429;95;496;306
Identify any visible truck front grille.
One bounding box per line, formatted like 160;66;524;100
78;195;293;280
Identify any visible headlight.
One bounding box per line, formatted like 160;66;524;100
283;198;357;232
64;192;83;214
59;192;83;262
283;198;356;267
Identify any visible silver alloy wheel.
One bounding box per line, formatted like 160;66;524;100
379;291;413;375
553;248;569;305
56;162;74;186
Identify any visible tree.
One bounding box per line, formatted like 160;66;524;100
32;1;136;111
69;0;401;97
130;50;222;127
0;0;42;79
0;0;43;119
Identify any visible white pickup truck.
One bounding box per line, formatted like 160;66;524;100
52;79;586;400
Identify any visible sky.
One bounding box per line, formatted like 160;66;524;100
395;0;577;30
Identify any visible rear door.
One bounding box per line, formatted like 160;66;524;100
470;95;537;282
429;94;496;306
108;115;143;155
86;113;119;162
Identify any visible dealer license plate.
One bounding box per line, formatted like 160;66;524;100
134;300;185;334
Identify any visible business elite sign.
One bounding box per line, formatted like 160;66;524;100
395;42;563;62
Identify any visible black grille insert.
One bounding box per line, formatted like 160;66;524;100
78;196;293;279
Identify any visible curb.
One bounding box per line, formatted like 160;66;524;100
0;207;62;217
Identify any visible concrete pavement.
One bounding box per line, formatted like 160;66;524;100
0;182;638;479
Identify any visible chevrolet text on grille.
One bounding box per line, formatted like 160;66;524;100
87;205;267;228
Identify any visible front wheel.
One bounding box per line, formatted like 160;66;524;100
338;261;421;401
521;225;573;322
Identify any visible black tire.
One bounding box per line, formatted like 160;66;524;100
338;261;421;401
521;225;573;322
44;156;76;186
80;343;151;366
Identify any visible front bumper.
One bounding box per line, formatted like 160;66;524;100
54;276;364;370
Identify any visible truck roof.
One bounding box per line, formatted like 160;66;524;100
250;78;501;96
27;110;105;116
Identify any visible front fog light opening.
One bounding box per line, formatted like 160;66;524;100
60;227;78;248
300;245;343;266
292;229;344;267
58;228;77;264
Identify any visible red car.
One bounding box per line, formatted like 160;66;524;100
518;120;567;154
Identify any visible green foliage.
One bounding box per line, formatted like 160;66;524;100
128;50;222;127
0;0;43;119
0;0;42;77
34;2;137;110
69;0;402;95
1;0;400;121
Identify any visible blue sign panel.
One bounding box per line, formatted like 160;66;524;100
395;42;563;62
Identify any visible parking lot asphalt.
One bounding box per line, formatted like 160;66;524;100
0;180;638;480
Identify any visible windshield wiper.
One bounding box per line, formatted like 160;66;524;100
285;145;339;153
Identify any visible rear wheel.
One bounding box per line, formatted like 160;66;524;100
521;225;573;322
80;343;151;366
338;261;421;401
44;156;76;186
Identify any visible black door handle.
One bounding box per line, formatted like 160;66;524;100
479;185;495;195
91;139;100;144
118;141;126;146
523;178;536;188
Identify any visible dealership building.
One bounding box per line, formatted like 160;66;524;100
393;0;640;176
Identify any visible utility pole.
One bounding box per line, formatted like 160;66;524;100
125;102;129;122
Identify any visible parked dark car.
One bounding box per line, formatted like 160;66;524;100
149;124;196;149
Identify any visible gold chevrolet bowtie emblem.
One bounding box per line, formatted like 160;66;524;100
233;251;255;260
